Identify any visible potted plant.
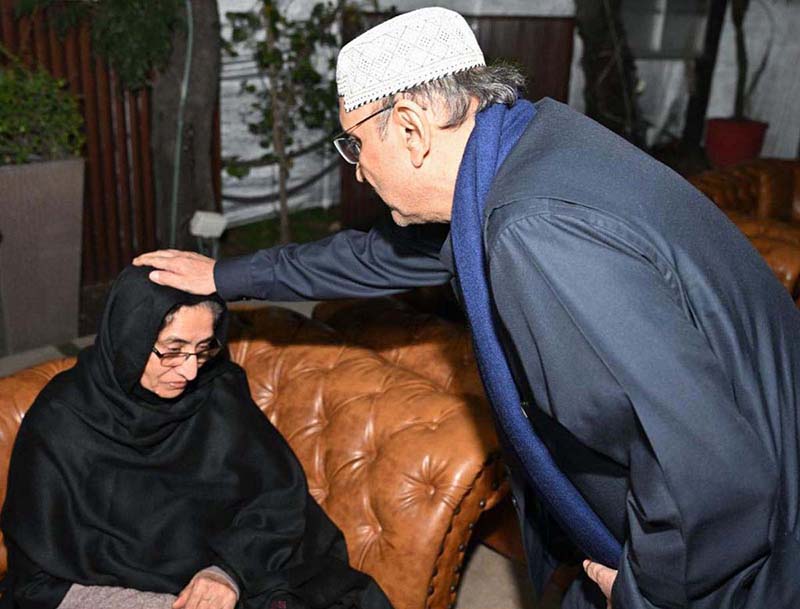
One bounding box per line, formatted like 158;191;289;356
705;0;774;167
0;48;85;355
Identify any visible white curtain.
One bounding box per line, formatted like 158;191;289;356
707;1;800;158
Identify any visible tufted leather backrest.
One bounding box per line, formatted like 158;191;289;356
689;159;800;221
690;167;761;215
313;298;483;402
727;211;800;247
313;299;534;563
0;307;505;609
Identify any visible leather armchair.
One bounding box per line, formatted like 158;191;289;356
0;306;508;609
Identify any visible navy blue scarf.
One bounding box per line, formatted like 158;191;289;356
450;100;622;568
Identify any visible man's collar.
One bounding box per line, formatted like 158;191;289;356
438;232;455;274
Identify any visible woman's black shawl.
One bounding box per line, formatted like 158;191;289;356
0;266;391;609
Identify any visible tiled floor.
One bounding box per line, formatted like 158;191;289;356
0;299;537;609
457;545;535;609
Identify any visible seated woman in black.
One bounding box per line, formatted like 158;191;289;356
0;265;392;609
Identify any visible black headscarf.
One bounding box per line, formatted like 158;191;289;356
1;266;391;609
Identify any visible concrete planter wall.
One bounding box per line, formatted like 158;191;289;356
0;158;85;355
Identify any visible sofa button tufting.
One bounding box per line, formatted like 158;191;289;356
458;543;465;552
478;499;486;508
449;585;456;592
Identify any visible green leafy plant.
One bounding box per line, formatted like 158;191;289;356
0;49;84;165
16;0;183;89
224;0;376;243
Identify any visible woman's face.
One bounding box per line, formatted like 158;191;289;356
139;304;216;399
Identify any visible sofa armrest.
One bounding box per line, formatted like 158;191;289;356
228;307;506;609
0;358;77;574
689;171;758;215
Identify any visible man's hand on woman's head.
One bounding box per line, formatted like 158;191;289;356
133;250;217;295
173;572;237;609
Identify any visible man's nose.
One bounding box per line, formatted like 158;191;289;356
355;163;364;183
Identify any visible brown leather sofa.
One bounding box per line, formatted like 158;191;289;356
0;306;508;609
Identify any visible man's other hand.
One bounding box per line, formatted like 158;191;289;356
133;250;217;295
583;559;617;609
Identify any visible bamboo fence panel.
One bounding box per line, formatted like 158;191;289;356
1;1;221;285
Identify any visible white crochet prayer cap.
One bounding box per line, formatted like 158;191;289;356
336;7;486;112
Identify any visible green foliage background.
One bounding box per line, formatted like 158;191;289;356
16;0;183;89
0;58;84;165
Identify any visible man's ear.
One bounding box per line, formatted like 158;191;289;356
393;99;431;168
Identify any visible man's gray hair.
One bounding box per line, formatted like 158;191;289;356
378;62;526;133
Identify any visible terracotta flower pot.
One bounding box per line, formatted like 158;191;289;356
705;118;769;168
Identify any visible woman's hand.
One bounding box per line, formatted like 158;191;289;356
173;572;237;609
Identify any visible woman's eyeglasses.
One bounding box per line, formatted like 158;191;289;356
152;341;222;367
332;103;395;165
